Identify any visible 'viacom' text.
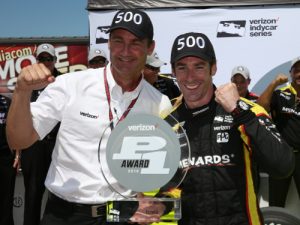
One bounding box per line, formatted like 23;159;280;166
0;46;87;92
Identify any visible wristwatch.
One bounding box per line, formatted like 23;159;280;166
231;100;249;116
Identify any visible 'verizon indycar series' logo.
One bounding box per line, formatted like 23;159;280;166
217;18;279;38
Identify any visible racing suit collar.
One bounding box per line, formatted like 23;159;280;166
180;85;217;119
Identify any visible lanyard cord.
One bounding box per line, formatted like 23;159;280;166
104;66;140;130
97;67;141;197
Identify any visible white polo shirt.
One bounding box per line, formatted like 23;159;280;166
31;63;172;204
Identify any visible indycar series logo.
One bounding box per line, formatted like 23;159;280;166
217;20;246;37
216;18;279;38
95;26;110;44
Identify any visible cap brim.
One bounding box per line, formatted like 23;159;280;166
291;60;300;69
106;26;145;39
149;60;166;68
172;51;212;64
37;50;55;57
231;73;248;80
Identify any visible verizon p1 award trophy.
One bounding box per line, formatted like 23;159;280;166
98;113;190;223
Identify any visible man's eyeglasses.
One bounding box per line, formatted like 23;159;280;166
145;64;160;72
37;56;54;62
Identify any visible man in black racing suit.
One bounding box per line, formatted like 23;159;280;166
257;59;300;208
161;32;295;225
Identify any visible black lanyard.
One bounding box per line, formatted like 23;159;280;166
103;66;140;130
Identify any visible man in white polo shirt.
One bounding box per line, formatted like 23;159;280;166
6;9;171;225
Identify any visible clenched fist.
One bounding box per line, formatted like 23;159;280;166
273;74;288;87
215;83;240;113
15;63;56;92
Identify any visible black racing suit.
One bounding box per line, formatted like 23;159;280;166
153;75;181;103
245;91;259;102
163;92;294;225
268;84;300;207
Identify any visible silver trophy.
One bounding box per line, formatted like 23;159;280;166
98;113;190;223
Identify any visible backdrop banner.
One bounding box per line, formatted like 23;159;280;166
89;5;300;94
0;45;88;95
87;0;300;10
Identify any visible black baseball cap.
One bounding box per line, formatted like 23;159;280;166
106;9;153;41
171;32;216;64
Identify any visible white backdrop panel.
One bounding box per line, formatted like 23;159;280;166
89;5;300;94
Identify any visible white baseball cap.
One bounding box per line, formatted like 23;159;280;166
291;56;300;69
231;65;250;80
146;52;166;68
36;43;55;57
88;48;107;61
